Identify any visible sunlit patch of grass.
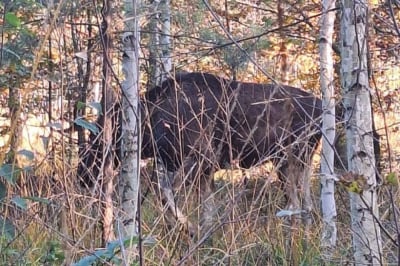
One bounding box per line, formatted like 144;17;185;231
214;162;276;183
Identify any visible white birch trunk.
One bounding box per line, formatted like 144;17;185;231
319;0;337;250
118;0;141;253
159;0;171;79
149;0;161;88
340;0;382;264
149;0;171;86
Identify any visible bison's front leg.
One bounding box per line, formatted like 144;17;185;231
157;163;196;238
178;156;218;244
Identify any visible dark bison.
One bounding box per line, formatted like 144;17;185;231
141;72;323;235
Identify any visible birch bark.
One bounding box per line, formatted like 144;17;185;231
340;0;382;264
319;0;337;250
118;0;141;260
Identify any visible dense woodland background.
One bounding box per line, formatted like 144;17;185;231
0;0;399;265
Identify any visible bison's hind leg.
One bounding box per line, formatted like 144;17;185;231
276;153;313;226
153;161;197;239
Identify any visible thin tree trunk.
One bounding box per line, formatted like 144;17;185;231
319;0;337;251
118;0;141;262
7;87;22;165
277;1;289;84
340;0;382;264
149;0;161;88
149;0;171;86
159;0;171;79
100;0;117;245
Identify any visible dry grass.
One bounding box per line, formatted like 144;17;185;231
1;113;399;265
0;136;396;264
1;79;399;265
139;162;379;265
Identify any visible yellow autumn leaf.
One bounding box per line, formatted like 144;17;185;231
347;181;363;194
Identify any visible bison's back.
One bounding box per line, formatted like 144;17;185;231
145;72;322;173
